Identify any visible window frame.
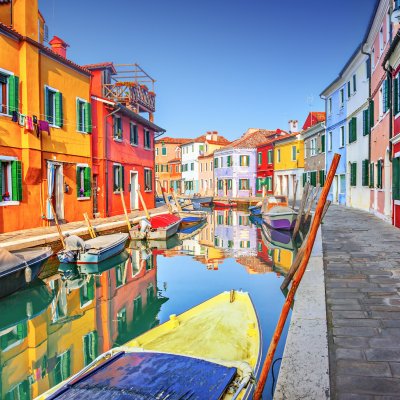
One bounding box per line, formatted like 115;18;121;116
144;129;151;150
76;97;90;134
130;122;138;146
339;126;345;148
144;168;153;192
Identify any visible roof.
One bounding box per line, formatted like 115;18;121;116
302;112;326;131
222;129;277;150
156;137;191;145
83;62;117;74
273;131;301;145
183;133;231;146
382;29;400;66
167;158;181;163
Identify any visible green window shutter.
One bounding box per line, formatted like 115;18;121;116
17;322;27;340
113;165;118;191
348;120;352;142
76;100;81;131
228;179;232;189
321;135;325;153
258;153;262;165
121;166;125;191
393;158;400;200
362;159;369;186
394;78;399;115
352;117;357;142
11;160;22;201
84;102;92;133
1;334;8;350
214;158;218;168
302;172;307;187
369;100;374;129
369;162;374;188
8;75;19;115
377;160;382;188
55;92;63;127
76;167;82;196
347;81;351;98
319;170;325;186
310;171;317;186
363;110;369;136
384;80;390;112
87;277;94;300
84;167;91;197
350;163;357;186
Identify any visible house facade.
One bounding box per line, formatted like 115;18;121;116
256;140;275;196
301;112;326;188
87;63;165;217
214;129;275;198
0;0;93;233
198;153;215;195
321;78;348;204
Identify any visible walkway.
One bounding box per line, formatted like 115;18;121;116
322;205;400;399
0;205;168;251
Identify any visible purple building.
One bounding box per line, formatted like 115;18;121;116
214;129;276;197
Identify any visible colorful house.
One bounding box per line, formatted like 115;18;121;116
0;0;93;232
274;121;304;200
198;152;215;195
214;129;275;198
301;112;326;188
364;0;392;220
320;75;348;204
181;131;229;195
155;137;190;193
86;62;165;217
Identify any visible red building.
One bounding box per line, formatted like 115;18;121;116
85;63;165;217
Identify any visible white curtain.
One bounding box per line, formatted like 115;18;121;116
47;163;55;219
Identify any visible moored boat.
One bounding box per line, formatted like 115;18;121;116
57;233;129;264
38;290;261;400
130;214;181;241
0;247;53;298
179;214;207;230
214;200;238;208
191;195;213;205
260;222;297;251
263;206;297;231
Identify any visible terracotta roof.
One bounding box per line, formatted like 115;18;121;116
222;129;277;150
273;131;301;144
167;158;181;163
156;137;191;145
184;133;231;146
302;111;326;131
198;152;215;159
83;62;117;74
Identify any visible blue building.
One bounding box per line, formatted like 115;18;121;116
320;78;348;205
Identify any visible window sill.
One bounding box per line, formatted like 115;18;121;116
131;143;138;147
144;190;152;193
0;113;12;119
77;196;90;201
113;191;123;194
394;200;400;206
113;138;123;142
144;147;152;151
0;201;20;207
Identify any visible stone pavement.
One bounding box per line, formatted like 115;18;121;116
322;205;400;399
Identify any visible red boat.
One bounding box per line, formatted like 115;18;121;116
130;214;181;240
213;201;238;209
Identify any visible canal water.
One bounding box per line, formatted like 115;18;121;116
0;209;301;400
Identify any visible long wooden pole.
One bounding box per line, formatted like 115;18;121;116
49;200;65;249
291;179;298;210
83;212;96;239
120;190;132;230
292;182;309;238
253;153;340;399
137;187;150;219
171;188;182;212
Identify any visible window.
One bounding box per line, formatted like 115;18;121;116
362;159;369;187
53;350;71;385
76;98;91;133
340;126;345;148
350;162;357;186
116;263;127;287
382;80;389;114
191;145;194;152
113;164;124;192
147;283;155;303
0;72;18;116
339;88;344;108
144;129;151;149
277;149;281;162
291;145;297;161
161;146;167;156
393;157;400;200
328;97;332;114
352;74;357;93
175;165;179;173
268;150;273;163
239;179;250;190
328;132;332;151
347;81;351;98
155;148;159;156
239;155;250;166
185;181;194;191
227;155;232;167
0;159;22;203
210;161;213;171
258;152;262;165
266;176;272;191
394;76;400;115
190;163;194;171
227;179;232;190
144;168;153;191
130;123;138;145
321;134;325;153
377;159;383;189
45;86;63;127
0;321;27;351
155;164;159;172
113;115;122;140
214;158;219;168
83;331;98;367
238;215;249;226
80;276;94;307
379;26;384;55
339;174;346;194
76;165;91;198
348;117;357;143
117;308;127;333
371;48;375;70
5;380;30;400
369;162;375;188
239;241;250;248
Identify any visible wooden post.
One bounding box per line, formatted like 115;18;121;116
291;179;298;210
137;187;151;219
304;183;321;221
83;213;96;239
49;200;65;249
292;182;309;239
120;190;132;230
253;153;340;400
171;188;182;212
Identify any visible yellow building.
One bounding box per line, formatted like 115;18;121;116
0;0;92;233
274;129;304;200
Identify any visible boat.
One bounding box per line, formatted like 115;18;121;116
130;235;183;251
178;219;207;240
57;233;129;264
0;247;53;298
178;211;207;230
130;214;181;241
248;203;262;215
191;195;213;205
260;222;297;251
263;205;298;230
214;200;238;208
39;290;261;400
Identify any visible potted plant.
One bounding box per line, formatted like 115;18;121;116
79;188;85;197
2;192;10;201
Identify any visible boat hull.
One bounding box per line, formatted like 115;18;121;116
147;219;180;240
260;223;296;251
179;216;207;230
263;214;296;230
214;201;237;208
191;196;213;205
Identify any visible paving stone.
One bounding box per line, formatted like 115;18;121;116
336;360;391;377
333;326;378;337
335;348;365;360
365;349;400;362
368;338;400;348
333;319;381;327
334;336;370;348
336;394;374;400
336;375;400;395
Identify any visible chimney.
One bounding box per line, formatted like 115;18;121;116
288;120;298;133
49;36;69;58
212;131;218;141
206;131;212;141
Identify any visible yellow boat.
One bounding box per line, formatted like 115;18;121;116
38;290;262;400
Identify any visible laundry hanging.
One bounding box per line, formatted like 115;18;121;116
25;116;34;131
38;120;50;135
18;113;26;127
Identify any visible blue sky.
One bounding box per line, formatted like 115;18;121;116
39;0;376;140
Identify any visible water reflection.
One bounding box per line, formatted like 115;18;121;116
0;209;302;399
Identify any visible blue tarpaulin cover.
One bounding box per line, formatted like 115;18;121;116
49;351;237;400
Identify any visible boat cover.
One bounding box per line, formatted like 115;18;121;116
267;205;295;214
85;233;128;250
181;216;203;223
48;351;237;400
150;214;181;229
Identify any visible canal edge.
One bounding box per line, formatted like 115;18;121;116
274;226;330;399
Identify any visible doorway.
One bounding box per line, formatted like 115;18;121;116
47;162;64;221
130;171;138;210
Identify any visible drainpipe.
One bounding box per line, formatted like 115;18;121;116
104;106;121;217
361;45;372;163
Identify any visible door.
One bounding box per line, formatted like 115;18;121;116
51;163;64;221
130;172;138;210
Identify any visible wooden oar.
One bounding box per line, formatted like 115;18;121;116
83;212;96;238
137;187;150;219
253;153;340;399
120;190;132;230
171;188;182;212
49;199;65;248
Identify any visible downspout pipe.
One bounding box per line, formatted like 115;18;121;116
361;44;372;163
104;106;121;217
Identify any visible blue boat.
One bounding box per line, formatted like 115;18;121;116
248;204;262;215
57;233;129;264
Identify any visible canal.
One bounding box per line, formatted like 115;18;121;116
0;209;298;400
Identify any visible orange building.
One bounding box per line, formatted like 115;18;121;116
0;0;93;232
